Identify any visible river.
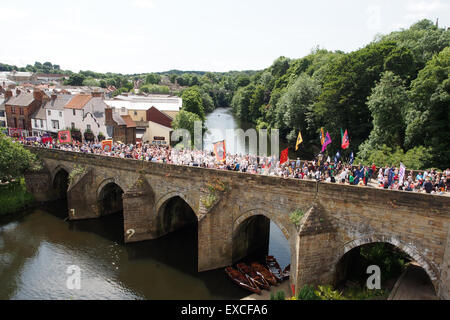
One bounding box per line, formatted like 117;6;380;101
0;107;290;300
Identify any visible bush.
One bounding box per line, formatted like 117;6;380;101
296;285;319;300
0;178;34;215
289;209;305;227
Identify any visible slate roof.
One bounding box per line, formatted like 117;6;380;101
31;106;47;120
5;92;35;107
43;95;73;110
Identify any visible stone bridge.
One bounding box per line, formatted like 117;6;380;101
24;147;450;299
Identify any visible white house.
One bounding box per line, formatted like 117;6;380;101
31;106;48;137
64;94;110;140
44;94;73;133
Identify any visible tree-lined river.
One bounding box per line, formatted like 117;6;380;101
0;108;290;300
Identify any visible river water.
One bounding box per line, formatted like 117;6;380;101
0;107;290;300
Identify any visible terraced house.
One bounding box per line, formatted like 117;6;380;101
5;89;45;133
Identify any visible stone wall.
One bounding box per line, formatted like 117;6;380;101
24;147;450;298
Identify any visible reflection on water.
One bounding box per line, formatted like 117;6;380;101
0;108;290;300
0;202;290;300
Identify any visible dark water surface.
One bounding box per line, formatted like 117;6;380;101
0;108;290;300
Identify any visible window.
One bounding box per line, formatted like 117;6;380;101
14;118;17;127
134;111;137;116
40;119;44;128
20;108;24;115
59;111;62;117
87;124;91;131
121;107;126;113
48;110;51;116
12;107;15;114
0;110;5;117
73;109;76;116
34;119;38;127
52;120;59;130
71;122;75;129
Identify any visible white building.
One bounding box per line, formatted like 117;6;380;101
64;94;110;140
0;96;7;127
31;106;48;137
44;94;73;133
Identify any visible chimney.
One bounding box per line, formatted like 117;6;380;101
5;90;12;100
51;93;57;101
33;89;43;102
105;108;113;125
91;91;103;98
16;88;21;95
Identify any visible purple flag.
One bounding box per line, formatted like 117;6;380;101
321;132;332;152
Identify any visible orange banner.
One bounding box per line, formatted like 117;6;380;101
213;140;226;162
101;140;113;152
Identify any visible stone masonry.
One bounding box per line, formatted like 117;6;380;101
25;147;450;299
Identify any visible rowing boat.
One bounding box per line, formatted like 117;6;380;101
225;266;262;294
282;264;290;280
236;262;271;290
266;255;284;282
250;262;278;286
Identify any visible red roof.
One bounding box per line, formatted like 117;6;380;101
64;94;92;109
121;115;136;128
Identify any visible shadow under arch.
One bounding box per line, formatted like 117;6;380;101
232;208;292;266
52;167;69;200
97;180;124;216
334;235;439;295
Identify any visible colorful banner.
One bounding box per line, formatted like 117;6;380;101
399;162;406;185
280;148;289;165
320;127;325;146
321;132;332;152
334;151;341;164
101;140;113;152
213;140;226;162
58;130;72;144
42;136;53;144
295;130;303;151
341;129;350;150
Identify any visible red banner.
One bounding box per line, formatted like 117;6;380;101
280;148;289;165
101;140;113;152
58;130;72;144
213;140;226;162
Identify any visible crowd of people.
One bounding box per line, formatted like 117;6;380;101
21;140;450;195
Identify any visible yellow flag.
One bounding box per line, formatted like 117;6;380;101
295;131;303;151
320;127;325;146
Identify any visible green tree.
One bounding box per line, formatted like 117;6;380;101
172;110;203;146
0;132;41;182
181;87;205;120
405;47;450;167
358;71;409;160
65;73;86;86
145;73;161;85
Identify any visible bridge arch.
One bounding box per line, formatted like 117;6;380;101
335;235;439;293
96;178;125;216
155;191;198;220
96;177;128;200
52;165;70;199
233;208;290;240
232;208;292;267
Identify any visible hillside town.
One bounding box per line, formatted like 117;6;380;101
0;71;180;146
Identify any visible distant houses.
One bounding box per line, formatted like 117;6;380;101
0;82;181;144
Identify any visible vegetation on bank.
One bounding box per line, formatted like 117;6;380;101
0;132;41;216
0;178;35;216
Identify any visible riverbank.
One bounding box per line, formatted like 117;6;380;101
241;281;292;300
0;178;35;216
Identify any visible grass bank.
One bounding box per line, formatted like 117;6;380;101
0;178;35;216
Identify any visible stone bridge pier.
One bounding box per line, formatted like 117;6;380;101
25;147;450;299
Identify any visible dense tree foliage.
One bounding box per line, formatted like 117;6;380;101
0;132;41;182
229;20;449;169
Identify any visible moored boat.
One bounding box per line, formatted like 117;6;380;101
250;262;278;286
266;255;284;282
282;264;290;280
236;262;271;290
225;266;262;294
